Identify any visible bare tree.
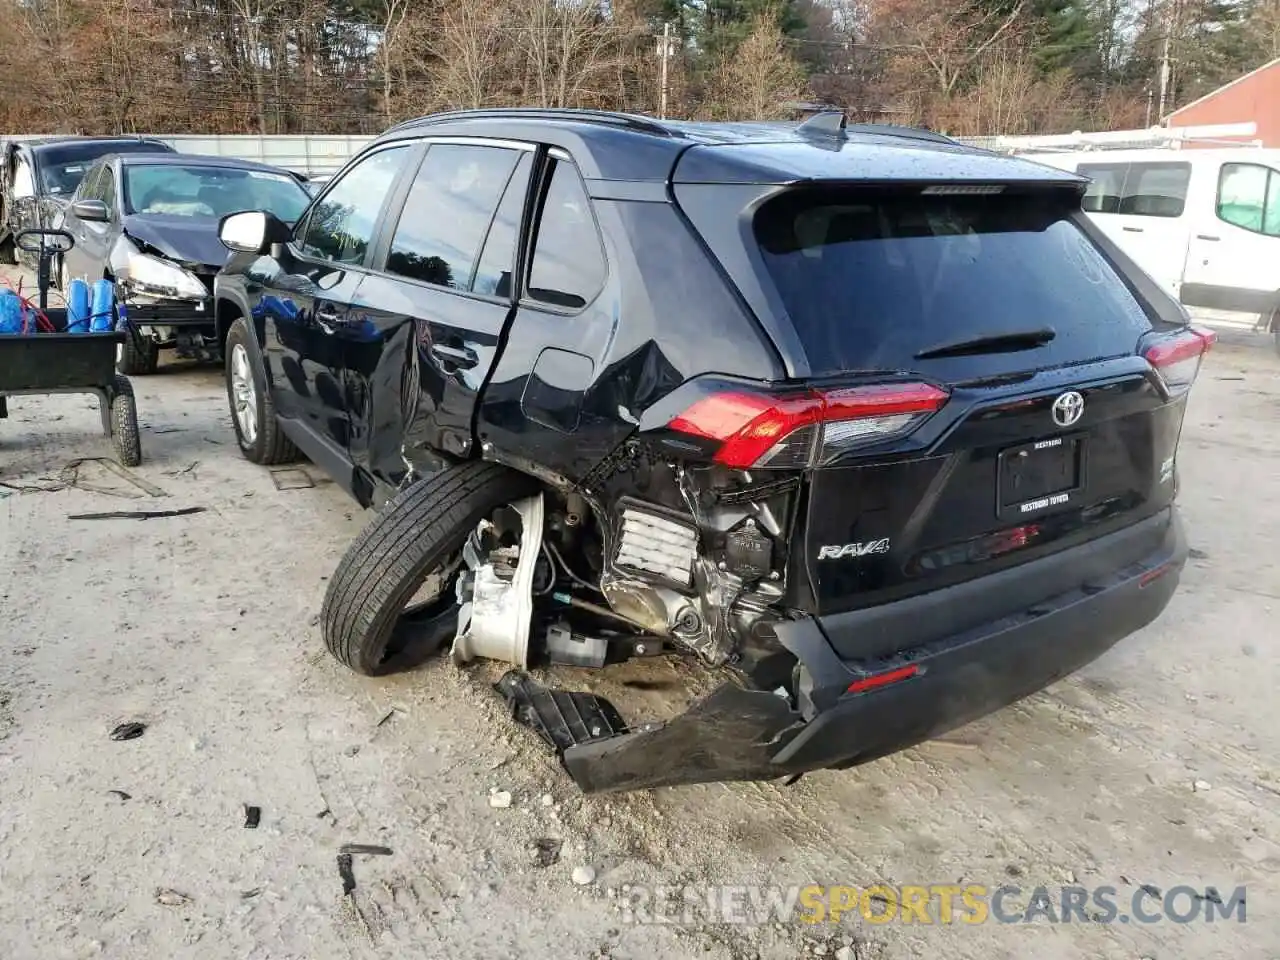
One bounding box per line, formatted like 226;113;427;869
873;0;1027;97
377;0;412;121
517;0;634;109
425;1;509;109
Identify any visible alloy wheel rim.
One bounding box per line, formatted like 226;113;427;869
230;343;258;444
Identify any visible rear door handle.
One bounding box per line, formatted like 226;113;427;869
1122;226;1144;233
1196;234;1220;241
431;343;479;370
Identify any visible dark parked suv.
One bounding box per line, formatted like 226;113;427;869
214;109;1210;793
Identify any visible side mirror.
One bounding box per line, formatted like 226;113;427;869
71;199;110;223
219;210;293;254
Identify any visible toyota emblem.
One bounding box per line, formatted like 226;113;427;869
1052;391;1084;428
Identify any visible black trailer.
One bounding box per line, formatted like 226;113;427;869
0;229;141;466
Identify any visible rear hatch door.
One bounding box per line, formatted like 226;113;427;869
674;162;1203;656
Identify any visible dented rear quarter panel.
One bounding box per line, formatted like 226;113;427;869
477;194;783;489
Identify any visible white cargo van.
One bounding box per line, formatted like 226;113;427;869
1029;148;1280;334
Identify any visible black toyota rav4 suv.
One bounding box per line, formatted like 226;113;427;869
214;109;1210;793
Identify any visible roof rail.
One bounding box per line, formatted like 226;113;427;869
846;123;956;145
962;122;1262;154
386;108;678;138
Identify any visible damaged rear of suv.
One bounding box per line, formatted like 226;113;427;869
218;109;1209;792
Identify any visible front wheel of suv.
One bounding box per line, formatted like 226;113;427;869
224;318;298;465
321;462;538;676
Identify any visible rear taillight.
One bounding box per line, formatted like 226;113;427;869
668;383;948;469
1145;326;1216;393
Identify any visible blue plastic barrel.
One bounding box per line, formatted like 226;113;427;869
0;289;27;334
66;278;91;333
89;279;115;332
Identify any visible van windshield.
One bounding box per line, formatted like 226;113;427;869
753;189;1152;375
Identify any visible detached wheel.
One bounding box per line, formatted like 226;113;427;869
110;375;142;467
322;462;537;676
225;318;298;465
117;330;159;375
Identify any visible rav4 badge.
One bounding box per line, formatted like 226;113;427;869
818;538;891;560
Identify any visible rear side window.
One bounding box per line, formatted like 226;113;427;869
386;144;522;290
526;159;605;310
474;153;533;298
1217;163;1280;237
300;146;410;266
754;190;1152;375
1078;161;1190;217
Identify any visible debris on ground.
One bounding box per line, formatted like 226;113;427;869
540;793;554;807
337;853;356;896
269;468;315;491
488;789;513;809
68;507;206;521
571;865;596;886
1193;779;1212;792
109;722;146;741
155;888;192;907
106;789;131;801
339;844;393;857
532;838;562;868
244;804;261;829
334;843;392;898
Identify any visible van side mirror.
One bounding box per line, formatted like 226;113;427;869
219;210;292;254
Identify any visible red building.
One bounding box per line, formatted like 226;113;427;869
1166;58;1280;148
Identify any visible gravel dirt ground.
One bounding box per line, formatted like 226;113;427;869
1;329;1278;960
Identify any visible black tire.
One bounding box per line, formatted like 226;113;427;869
1269;303;1280;358
110;375;142;467
117;330;159;375
224;317;298;465
322;462;537;676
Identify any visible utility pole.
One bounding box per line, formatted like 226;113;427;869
1157;33;1171;121
658;22;673;120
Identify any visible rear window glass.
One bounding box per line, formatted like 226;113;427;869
754;190;1151;375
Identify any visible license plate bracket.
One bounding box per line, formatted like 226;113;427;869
996;434;1086;520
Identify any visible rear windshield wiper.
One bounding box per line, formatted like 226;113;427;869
914;328;1056;360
